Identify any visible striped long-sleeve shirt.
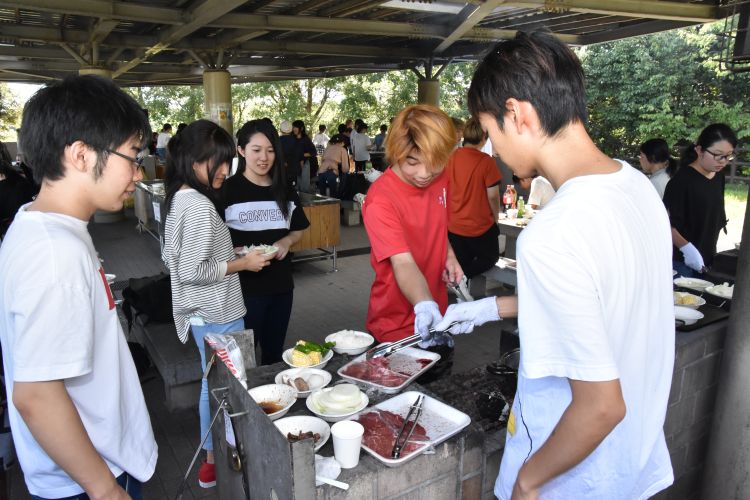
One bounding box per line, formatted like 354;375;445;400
162;189;246;343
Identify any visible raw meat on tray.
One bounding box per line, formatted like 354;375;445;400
356;410;430;458
341;356;434;388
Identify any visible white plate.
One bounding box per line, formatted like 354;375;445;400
247;383;297;421
274;368;332;398
348;391;471;467
273;415;331;452
306;388;369;423
673;277;714;291
282;348;334;370
337;346;440;394
325;330;374;356
675;306;704;326
704;284;733;300
237;244;279;258
673;292;706;309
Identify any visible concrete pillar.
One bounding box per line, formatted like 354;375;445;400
203;69;233;135
417;78;440;107
78;66;113;79
701;187;750;499
79;66;125;223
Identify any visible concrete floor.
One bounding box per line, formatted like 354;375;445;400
7;210;510;499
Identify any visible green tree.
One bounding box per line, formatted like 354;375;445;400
0;83;21;139
580;23;750;158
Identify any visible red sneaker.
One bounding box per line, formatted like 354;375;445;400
198;461;216;488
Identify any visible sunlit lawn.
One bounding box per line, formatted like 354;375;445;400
719;182;748;251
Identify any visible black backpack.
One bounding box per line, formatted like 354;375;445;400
121;273;173;331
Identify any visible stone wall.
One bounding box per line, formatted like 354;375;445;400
654;321;727;500
314;427;506;499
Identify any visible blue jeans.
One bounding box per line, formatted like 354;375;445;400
190;317;245;451
155;147;166;162
317;171;338;197
243;291;293;365
31;472;141;500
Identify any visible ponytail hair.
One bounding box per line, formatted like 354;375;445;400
164;120;235;213
680;123;738;169
640;138;677;177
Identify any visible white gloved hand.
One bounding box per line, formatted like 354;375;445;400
413;300;443;348
680;242;705;272
433;296;501;335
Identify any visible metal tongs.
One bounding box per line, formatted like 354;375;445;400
391;394;425;459
364;322;458;359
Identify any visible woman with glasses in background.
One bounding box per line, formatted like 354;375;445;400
663;123;737;277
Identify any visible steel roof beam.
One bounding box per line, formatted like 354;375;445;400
208;13;446;38
506;0;720;23
578;19;694;45
113;0;250;78
0;0;183;25
435;0;506;54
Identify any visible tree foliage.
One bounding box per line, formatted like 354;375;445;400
580;23;750;159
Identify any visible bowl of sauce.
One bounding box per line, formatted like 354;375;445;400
248;384;297;421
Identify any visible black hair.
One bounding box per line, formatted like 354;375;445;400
641;138;677;177
176;123;188;134
162;123;172;132
164;119;235;213
0;142;12;166
468;31;588;137
354;119;364;128
680;123;738;168
328;134;345;145
292;120;308;138
319;124;326;132
19;75;150;182
236;119;290;219
356;123;368;133
338;124;347;134
379;124;388;133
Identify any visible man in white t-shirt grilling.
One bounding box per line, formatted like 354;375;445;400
435;32;674;499
0;76;157;499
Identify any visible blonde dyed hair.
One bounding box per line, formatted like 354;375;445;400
385;104;456;173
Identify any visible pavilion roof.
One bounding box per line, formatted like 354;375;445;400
0;0;727;85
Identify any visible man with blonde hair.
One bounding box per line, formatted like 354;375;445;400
362;104;463;350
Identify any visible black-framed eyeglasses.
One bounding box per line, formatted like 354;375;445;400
704;149;735;162
106;149;144;167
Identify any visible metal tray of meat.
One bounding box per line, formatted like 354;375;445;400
348;391;471;467
337;346;440;394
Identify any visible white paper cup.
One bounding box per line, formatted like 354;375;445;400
506;208;518;219
331;421;364;469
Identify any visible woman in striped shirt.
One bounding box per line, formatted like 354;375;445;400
162;120;272;488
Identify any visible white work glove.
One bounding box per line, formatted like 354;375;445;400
433;297;501;335
413;300;444;348
680;242;705;272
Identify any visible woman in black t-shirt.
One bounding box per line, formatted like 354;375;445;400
663;123;737;277
223;120;310;365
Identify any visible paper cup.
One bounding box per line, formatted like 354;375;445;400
331;420;364;469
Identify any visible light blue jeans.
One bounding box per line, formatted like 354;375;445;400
190;318;245;451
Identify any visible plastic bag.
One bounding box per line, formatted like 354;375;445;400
205;333;247;387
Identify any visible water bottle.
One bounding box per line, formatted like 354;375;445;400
517;197;525;218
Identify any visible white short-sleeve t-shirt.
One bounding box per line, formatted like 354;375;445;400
0;207;158;498
495;162;675;499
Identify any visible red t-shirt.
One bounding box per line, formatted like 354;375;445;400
445;147;502;236
362;168;449;342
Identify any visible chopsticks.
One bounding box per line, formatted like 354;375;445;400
392;394;425;459
364;322;458;359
